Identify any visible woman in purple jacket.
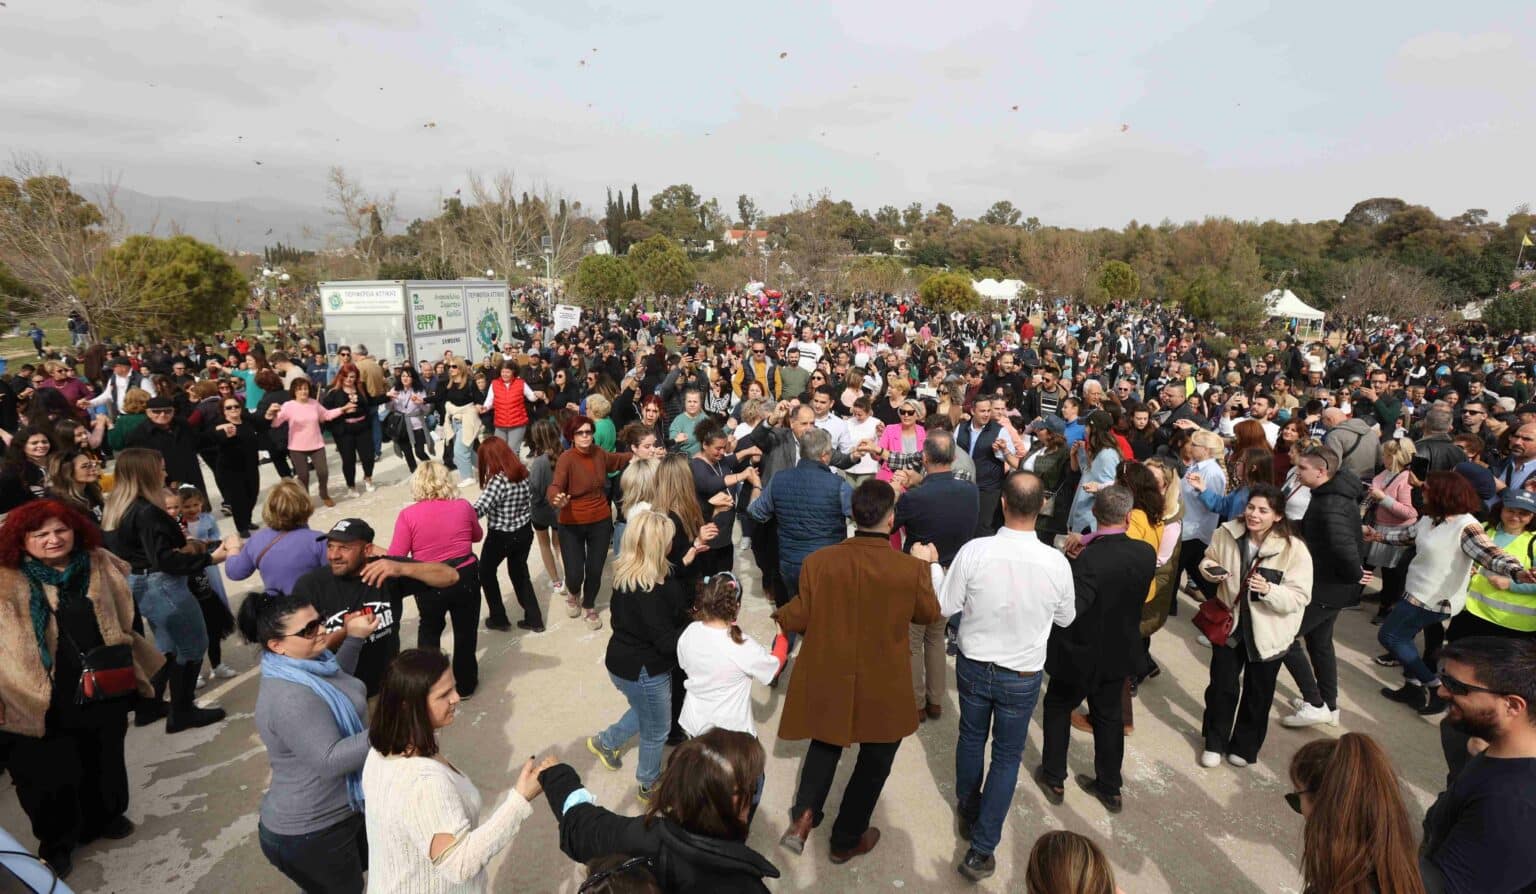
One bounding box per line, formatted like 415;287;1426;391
226;481;329;596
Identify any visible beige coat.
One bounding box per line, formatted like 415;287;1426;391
0;549;165;737
1199;519;1313;661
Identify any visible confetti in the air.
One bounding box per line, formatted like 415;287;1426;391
254;161;263;165
1120;123;1129;132
779;51;788;59
424;122;437;128
1011;105;1019;111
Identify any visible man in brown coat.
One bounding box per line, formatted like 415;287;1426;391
775;478;943;865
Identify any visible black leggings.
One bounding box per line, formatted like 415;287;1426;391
480;526;537;626
214;465;258;536
416;567;480;696
333;429;375;487
558;518;614;610
397;428;430;472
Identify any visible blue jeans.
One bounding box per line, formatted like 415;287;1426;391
1377;599;1448;686
258;814;366;894
597;668;672;786
370;406;383;457
130;571;208;663
955;654;1042;857
450;419;474;481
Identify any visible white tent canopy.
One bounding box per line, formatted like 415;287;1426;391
973;278;1029;300
1263;289;1324;321
1264;288;1323;338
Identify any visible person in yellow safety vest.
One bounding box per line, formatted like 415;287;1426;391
1454;488;1536;641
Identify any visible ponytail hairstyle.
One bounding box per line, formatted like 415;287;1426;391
1289;733;1425;894
237;589;314;651
693;573;744;644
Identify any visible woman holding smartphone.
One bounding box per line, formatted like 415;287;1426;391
1196;483;1313;769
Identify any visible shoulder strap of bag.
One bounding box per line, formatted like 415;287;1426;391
254;530;294;567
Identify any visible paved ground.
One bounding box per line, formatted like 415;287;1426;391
0;448;1452;893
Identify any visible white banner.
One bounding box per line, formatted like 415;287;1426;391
552;304;582;336
412;331;469;363
464;285;511;362
408;286;466;334
321;284;404;316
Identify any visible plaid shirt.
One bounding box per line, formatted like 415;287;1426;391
473;473;532;532
1382;520;1529;608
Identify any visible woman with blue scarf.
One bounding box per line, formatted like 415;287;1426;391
239;589;379;894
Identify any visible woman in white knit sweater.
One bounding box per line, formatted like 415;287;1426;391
362;649;553;893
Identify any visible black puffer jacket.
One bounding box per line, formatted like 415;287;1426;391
1300;469;1367;608
539;763;778;893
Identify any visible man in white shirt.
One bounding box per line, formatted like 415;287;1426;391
84;356;155;416
794;325;824;372
1249;393;1280;446
810;387;851;455
936;471;1075;881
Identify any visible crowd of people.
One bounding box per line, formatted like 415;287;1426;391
2;287;1536;892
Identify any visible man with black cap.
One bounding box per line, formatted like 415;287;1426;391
291;518;460;696
127;395;207;494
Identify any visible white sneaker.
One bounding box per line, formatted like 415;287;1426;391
1199;750;1221;768
1281;702;1339;728
195;673;208;690
364;480;376;493
1227;754;1250;768
1196;634;1212;648
212;663;239;679
1290;696;1308;711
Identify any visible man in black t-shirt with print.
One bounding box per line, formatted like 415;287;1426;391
290;518;459;696
1421;636;1536;894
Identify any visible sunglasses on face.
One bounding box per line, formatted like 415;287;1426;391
1437;670;1505;697
283;618;326;640
899;409;917;417
574;428;594;436
223;403;241;410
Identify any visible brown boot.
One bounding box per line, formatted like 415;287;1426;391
780;809;814;855
829;827;881;864
925;702;942;720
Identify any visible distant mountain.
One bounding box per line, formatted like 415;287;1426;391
85;185;342;254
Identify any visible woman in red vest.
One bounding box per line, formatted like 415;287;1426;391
482;361;544;457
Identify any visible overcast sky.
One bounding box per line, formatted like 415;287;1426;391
2;0;1532;229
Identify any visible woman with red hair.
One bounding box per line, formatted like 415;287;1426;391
1372;471;1536;713
474;438;540;632
548;414;632;629
0;499;165;879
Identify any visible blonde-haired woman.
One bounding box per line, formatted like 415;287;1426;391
1026;830;1122;894
388;460;484;697
103;448;238;731
1139;456;1184;686
876;376;913;425
583;510;689;802
651;453;713;584
1367;436;1419;624
225;480;328;596
1178;428;1227;604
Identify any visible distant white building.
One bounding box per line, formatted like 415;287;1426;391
891;236;912;252
588;239;612;256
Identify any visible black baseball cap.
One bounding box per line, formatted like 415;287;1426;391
320;518;374;544
146;396;174;410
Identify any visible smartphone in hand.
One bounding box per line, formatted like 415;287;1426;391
1205;564;1230;579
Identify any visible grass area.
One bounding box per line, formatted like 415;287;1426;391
0;313;285;365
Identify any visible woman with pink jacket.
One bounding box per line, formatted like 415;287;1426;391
1366;437;1420;623
874;397;926;483
264;377;351;507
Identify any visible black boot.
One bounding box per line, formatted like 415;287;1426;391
166;661;225;733
134;655;173;727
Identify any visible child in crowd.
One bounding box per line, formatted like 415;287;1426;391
675;572;788;821
171;485;237;683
